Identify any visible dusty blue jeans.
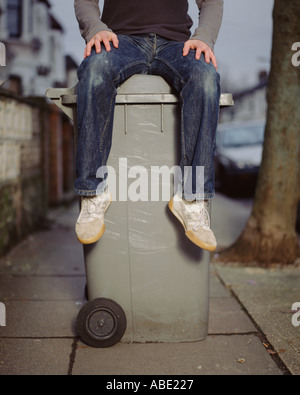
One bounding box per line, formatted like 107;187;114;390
75;34;220;200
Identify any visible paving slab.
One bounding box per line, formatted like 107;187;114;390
210;270;230;298
0;276;86;301
0;339;73;375
0;226;85;276
0;300;82;338
215;264;300;375
209;297;257;334
72;336;282;376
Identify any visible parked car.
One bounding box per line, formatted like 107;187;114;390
215;120;265;191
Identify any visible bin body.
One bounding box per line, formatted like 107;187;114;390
83;75;211;343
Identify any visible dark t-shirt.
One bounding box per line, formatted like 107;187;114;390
101;0;193;42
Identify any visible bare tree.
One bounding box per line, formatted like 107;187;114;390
218;0;300;266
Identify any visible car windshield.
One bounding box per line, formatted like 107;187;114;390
221;124;265;147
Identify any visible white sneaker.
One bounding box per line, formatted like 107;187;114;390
75;189;112;244
168;194;217;252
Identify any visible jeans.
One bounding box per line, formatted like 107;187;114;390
75;34;220;200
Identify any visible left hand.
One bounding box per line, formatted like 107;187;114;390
183;39;218;70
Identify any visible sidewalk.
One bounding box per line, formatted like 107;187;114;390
0;194;299;375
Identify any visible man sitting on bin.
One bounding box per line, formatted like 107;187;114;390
74;0;223;252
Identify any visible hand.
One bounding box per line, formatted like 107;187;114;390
183;39;218;70
84;31;119;58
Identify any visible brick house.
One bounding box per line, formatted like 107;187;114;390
0;0;77;96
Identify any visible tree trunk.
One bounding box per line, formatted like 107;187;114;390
218;0;300;266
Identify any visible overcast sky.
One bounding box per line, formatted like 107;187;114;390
50;0;274;90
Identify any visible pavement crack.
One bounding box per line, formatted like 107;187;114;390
68;337;79;375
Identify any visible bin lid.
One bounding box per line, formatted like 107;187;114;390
117;75;174;95
116;75;178;104
47;74;234;107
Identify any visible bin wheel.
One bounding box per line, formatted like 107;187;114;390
76;298;127;348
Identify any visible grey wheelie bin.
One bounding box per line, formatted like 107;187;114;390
46;75;234;348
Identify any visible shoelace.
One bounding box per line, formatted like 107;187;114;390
78;197;102;223
185;201;211;232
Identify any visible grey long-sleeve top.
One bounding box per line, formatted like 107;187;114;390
74;0;223;51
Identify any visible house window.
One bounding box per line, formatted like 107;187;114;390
7;0;23;38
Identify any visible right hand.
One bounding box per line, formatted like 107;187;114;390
84;31;119;58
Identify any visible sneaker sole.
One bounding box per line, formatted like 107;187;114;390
168;198;216;252
77;224;106;245
76;193;112;245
